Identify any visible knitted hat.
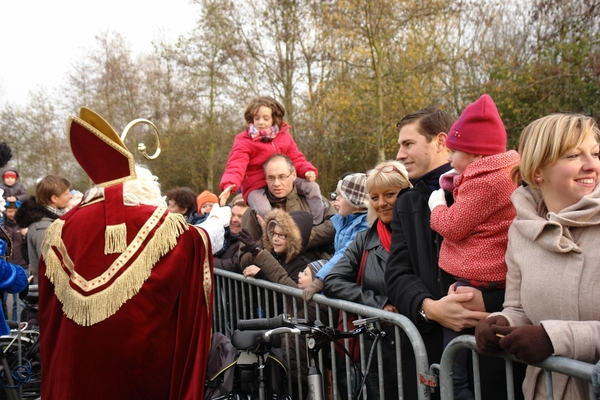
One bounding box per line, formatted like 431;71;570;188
308;259;326;276
336;173;369;209
446;94;507;156
2;170;17;179
5;200;21;209
196;190;218;213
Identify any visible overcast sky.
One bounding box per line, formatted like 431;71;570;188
0;1;199;106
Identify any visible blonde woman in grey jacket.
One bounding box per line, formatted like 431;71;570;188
476;113;600;400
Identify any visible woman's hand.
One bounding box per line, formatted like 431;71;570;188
305;171;316;182
243;265;260;278
219;185;235;206
448;284;486;312
423;293;489;332
493;324;554;364
475;315;510;356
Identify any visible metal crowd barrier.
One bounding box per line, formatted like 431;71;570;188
213;269;433;400
438;332;597;400
213;269;598;400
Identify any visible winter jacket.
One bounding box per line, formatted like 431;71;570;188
431;150;519;281
213;228;242;273
3;216;27;268
240;185;335;267
492;184;600;400
315;211;368;281
0;255;28;334
323;220;400;398
0;168;28;202
14;197;60;284
323;222;390;308
188;212;206;226
220;123;318;202
385;163;517;400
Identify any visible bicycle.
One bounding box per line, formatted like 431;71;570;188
0;321;41;400
233;314;387;400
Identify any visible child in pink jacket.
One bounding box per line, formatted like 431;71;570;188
219;96;323;224
427;94;519;400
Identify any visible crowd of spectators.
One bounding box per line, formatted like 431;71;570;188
3;93;599;400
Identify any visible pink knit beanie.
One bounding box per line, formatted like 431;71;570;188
446;94;507;155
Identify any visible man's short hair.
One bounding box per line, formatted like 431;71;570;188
165;187;197;214
36;175;71;206
396;107;454;142
263;154;295;172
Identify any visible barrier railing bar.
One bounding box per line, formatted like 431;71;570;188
440;334;595;400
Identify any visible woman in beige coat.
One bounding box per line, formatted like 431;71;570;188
475;113;600;399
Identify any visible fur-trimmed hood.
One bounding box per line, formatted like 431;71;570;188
14;197;59;228
262;209;312;263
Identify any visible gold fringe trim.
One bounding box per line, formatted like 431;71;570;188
42;209;189;326
190;225;213;314
104;223;127;254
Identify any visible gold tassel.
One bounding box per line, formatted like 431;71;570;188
44;210;190;326
105;223;127;254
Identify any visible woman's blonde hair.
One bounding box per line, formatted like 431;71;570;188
512;114;600;188
365;160;412;224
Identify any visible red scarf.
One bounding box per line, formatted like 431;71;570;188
377;219;392;253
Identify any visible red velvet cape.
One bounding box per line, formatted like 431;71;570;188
38;201;213;400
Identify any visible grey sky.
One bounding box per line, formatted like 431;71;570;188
0;0;198;105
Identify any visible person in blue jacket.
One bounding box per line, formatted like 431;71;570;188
301;172;370;301
0;142;29;335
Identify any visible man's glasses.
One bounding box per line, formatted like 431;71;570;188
366;165;406;177
266;171;294;182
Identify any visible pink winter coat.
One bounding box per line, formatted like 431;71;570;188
430;150;519;282
219;123;318;202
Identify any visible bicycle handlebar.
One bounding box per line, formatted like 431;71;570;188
237;314;307;331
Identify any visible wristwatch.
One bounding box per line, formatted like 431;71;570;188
418;300;430;323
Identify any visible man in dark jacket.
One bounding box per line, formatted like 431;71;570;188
213;200;248;272
384;107;524;400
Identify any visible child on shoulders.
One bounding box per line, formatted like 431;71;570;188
219;96;323;224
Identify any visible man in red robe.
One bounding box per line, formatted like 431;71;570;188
38;108;213;399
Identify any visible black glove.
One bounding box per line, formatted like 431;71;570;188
475;315;510;357
494;324;554;364
238;228;261;256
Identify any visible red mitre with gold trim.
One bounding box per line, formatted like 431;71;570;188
67;107;136;254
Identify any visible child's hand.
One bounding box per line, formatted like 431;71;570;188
243;265;260;278
6;196;16;202
301;278;323;302
305;171;316;182
428;188;446;211
219;185;235;206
